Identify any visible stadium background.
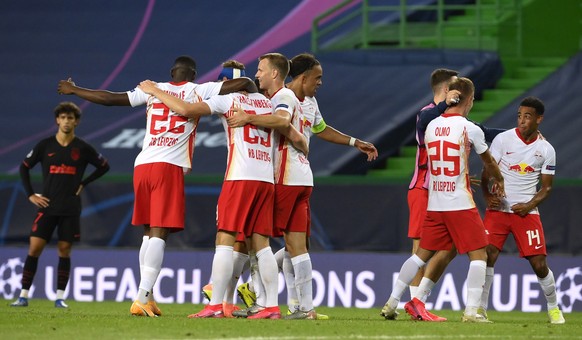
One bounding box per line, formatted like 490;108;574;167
1;0;581;312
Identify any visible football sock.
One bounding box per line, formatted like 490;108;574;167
538;269;558;310
256;246;278;308
250;252;266;306
208;245;233;306
274;247;285;271
139;236;150;280
225;251;249;303
57;257;71;291
283;251;298;311
480;266;494;310
409;286;419;301
292;253;313;312
138;237;165;304
20;289;30;299
391;255;426;302
56;289;65;300
465;260;486;316
415;277;435;303
21;255;39;291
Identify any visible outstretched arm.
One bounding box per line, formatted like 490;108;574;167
58;78;130;106
138;80;211;118
316;126;378;161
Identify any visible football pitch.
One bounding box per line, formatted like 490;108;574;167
2;301;581;340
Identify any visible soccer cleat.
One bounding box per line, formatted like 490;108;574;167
247;306;281;319
188;304;223;318
236;282;256;308
462;313;493;323
548;307;565;324
54;299;69;308
147;300;162;316
404;298;446;322
233;303;264;318
10;297;28;307
380;302;399;320
202;283;212;301
316;312;330;320
284;309;317;320
222;302;241;318
477;307;488;321
130;300;157;317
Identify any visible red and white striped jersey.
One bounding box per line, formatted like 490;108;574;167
205;92;275;183
425;113;488;211
127;81;221;171
271;87;313;186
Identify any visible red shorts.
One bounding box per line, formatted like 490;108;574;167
273;184;312;237
420;208;488;254
132;163;185;231
407;188;428;238
484;210;546;257
217;180;274;238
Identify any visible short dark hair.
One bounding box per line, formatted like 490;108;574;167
172;55;197;79
222;59;245;70
430;68;459;93
520;96;545;115
289;53;320;78
448;77;474;104
54;101;81;119
259;53;289;80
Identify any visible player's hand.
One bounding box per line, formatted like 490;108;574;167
57;78;75;95
490;180;505;199
138;80;158;94
446;90;461;106
226;105;250;128
484;193;502;209
510;203;532;217
29;194;50;208
469;175;481;193
354;140;378;161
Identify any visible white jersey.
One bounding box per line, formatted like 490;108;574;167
489;128;556;214
271;87;313;186
205;92;274;183
127;81;221;170
299;96;325;140
425;113;488;211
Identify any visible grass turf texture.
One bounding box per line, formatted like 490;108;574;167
2;301;581;339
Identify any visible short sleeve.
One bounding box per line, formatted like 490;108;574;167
541;142;556;175
196;82;222;100
126;87;149;107
468;122;488;155
488;133;503;163
204;94;233;115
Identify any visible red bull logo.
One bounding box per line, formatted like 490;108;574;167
508;163;535;175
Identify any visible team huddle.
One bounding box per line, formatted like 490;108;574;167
9;55;563;324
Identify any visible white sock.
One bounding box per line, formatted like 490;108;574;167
209;245;234;306
256;246;278;308
415;277;435;303
390;255;426;305
137;237;165;304
56;289;65;300
538;269;558;310
20;289;29;299
409;286;418;301
139;236;149;289
224;251;249;303
274;248;286;271
480;266;494;310
250;253;265;305
292;253;313;312
283;251;298;311
465;260;486;316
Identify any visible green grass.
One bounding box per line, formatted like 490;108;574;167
2;301;581;339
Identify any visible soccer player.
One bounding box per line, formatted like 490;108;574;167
280;53;377;319
11;102;109;308
138;72;306;319
382;69;505;321
479;96;565;324
57;56;254;317
383;77;505;323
